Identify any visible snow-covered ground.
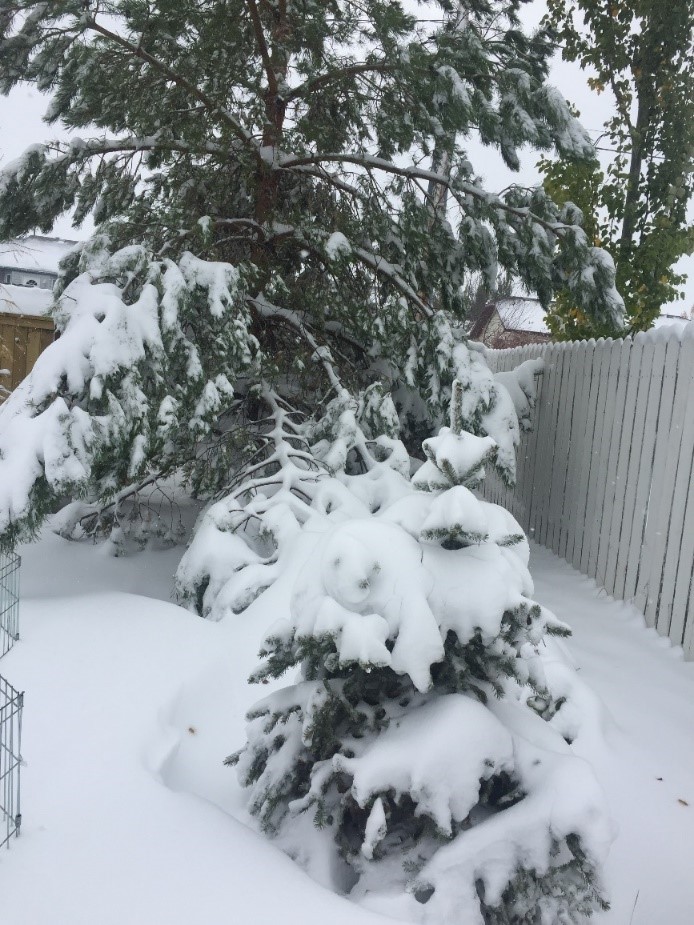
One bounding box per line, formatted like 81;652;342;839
1;533;693;925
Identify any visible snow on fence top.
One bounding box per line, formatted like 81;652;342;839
652;313;691;332
0;283;53;318
480;322;694;658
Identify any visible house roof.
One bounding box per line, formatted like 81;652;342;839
470;295;692;341
0;236;77;275
0;283;53;317
653;313;691;331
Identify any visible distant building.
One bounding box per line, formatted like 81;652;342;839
0;236;76;399
0;236;76;313
469;296;552;348
652;311;692;332
469;298;694;348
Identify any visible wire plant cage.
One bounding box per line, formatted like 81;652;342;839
0;675;23;848
0;551;20;658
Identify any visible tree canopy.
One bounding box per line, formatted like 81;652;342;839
0;0;623;548
541;0;694;337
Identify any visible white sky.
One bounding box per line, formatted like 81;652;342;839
0;2;690;314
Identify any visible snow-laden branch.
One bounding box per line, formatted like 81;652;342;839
278;151;571;235
249;295;348;397
61;135;227;159
261;222;435;321
349;245;434;319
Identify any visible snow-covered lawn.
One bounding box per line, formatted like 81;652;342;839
1;533;693;925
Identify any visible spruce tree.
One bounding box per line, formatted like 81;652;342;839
0;0;624;551
230;381;611;922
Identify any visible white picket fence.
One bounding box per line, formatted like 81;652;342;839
480;324;694;658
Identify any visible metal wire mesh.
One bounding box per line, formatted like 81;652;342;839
0;675;23;848
0;551;20;658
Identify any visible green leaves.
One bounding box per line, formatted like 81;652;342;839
542;0;694;335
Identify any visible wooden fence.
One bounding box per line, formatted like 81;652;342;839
0;312;55;400
481;324;694;658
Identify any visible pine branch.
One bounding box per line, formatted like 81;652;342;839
249;295;347;396
84;16;260;158
55;135;227;160
349;245;434;319
285;61;398;101
279;152;573;236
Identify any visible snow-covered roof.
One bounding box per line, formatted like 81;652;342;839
496;298;549;334
0;283;53;317
0;236;77;275
653;313;691;331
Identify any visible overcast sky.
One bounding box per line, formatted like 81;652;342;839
0;2;690;314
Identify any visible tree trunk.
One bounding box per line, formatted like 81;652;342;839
250;0;289;268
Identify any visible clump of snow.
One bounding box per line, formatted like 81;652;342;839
325;232;352;260
335;696;515;838
289;518;442;691
494;356;544;433
414;428;497;490
419;486;488;545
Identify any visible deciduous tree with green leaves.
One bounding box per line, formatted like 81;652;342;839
541;0;694;338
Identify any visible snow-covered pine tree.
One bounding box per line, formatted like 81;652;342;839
231;380;611;923
0;0;623;553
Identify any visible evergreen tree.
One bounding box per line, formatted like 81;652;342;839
0;0;624;551
230;382;611;922
540;0;694;337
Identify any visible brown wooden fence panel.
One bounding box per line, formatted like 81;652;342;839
0;312;55;399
